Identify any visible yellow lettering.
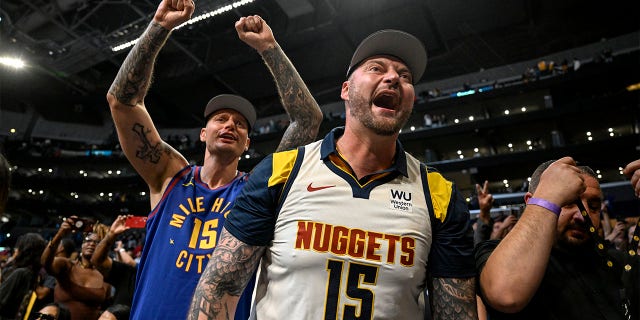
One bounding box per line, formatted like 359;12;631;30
185;252;194;272
179;204;190;215
175;250;188;268
210;197;224;212
189;219;202;249
195;196;205;212
187;198;196;212
195;255;206;273
199;219;218;249
169;214;186;228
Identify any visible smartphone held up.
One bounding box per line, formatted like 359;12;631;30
125;216;148;229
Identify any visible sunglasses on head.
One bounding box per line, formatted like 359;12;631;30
32;312;56;320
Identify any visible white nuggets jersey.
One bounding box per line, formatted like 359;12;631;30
226;128;475;320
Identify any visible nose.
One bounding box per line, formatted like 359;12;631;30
222;118;237;130
562;203;585;222
383;69;400;87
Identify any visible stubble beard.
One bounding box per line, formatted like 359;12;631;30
348;83;410;136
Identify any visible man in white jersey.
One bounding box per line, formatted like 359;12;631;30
190;30;477;320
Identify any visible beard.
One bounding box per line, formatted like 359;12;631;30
347;81;411;136
556;220;591;249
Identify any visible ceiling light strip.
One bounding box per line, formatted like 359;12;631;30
111;0;255;52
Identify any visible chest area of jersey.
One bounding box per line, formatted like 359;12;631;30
275;157;432;268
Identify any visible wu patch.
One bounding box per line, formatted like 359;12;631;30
389;189;413;212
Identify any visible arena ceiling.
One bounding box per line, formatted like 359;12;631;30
1;0;639;127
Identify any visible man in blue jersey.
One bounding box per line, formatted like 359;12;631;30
190;30;478;319
106;0;322;318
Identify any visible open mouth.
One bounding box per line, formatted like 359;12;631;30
373;91;400;110
219;132;238;141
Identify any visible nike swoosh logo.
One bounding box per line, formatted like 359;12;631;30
307;183;336;192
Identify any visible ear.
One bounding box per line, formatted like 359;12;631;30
245;137;251;151
523;192;533;204
340;80;350;101
199;128;207;142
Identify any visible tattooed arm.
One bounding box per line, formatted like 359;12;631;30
189;228;265;320
235;16;323;152
106;0;193;199
431;277;478;320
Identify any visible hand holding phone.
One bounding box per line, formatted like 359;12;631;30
125;216;147;229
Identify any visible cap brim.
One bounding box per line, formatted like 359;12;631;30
347;29;427;83
203;94;257;130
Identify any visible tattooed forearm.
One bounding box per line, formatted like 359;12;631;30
188;229;265;320
261;44;322;152
431;277;478;320
108;21;171;107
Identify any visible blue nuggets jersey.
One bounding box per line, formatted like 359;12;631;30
131;165;254;320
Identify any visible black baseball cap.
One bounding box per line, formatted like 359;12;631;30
346;29;427;83
203;94;257;131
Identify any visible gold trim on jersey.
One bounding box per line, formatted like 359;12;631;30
268;149;298;187
426;170;453;223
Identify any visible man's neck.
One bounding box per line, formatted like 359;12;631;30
200;153;240;189
336;126;398;179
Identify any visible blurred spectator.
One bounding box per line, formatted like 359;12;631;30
42;220;111;320
423;114;433;127
474;181;494;245
0;153;10;215
559;59;569;74
490;214;518;240
31;302;71;320
628;223;640;255
98;304;130;320
605;218;629;252
573;57;581;71
91;216;137;307
0;233;47;319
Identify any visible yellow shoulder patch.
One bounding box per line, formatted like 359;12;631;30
426;171;453;223
268;149;298;187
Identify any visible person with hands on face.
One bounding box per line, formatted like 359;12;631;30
476;157;638;320
605;219;629;252
490;214;518;240
106;0;322;318
41;217;111;320
90;215;137;308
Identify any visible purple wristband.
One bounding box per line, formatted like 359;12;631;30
527;197;561;216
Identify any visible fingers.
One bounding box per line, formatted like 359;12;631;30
475;180;490;195
623;159;640;197
236;15;263;33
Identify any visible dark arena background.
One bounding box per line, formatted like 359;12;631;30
1;0;638;245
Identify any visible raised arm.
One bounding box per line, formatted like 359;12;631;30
479;157;585;312
235;16;323;151
91;215;130;276
41;217;75;276
188;228;265;320
106;0;193;197
474;180;494;244
431;277;478;320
